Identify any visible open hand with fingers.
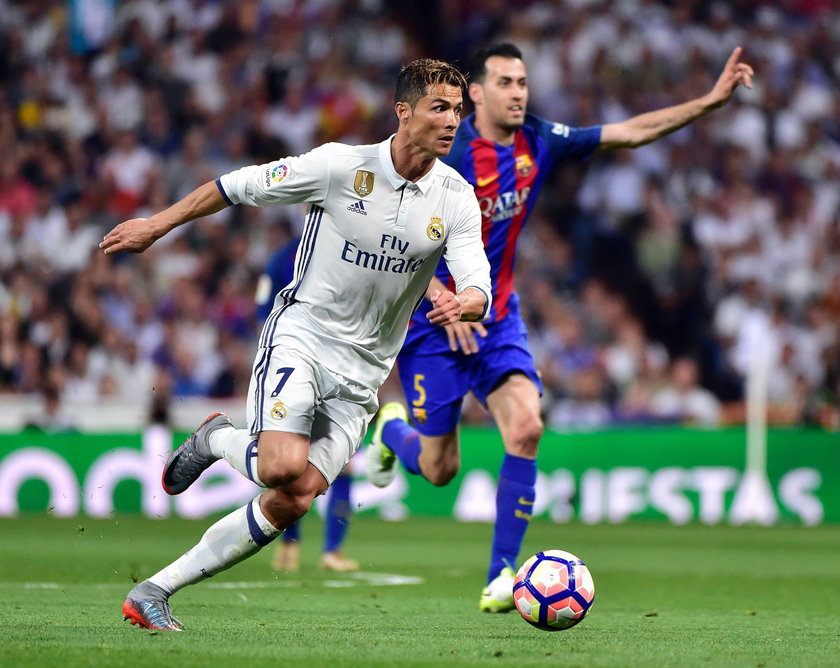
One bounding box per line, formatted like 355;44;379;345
100;217;165;254
444;321;488;354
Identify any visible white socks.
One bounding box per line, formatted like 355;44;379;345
149;496;280;596
209;427;265;486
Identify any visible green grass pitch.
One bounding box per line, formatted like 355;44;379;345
1;515;838;667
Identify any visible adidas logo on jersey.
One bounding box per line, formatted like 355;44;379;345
347;200;367;215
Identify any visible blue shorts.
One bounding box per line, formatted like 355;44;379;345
397;315;542;436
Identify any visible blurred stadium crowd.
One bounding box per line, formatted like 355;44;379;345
1;0;838;431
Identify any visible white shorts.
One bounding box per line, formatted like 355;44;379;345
246;346;379;484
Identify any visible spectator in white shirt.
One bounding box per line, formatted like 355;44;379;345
651;357;721;427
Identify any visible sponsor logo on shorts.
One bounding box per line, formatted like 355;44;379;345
270;401;287;420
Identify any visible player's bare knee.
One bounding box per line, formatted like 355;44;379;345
261;487;313;523
425;457;460;486
258;458;308;489
507;415;543;459
285;491;314;521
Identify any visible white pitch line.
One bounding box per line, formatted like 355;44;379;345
208;572;424;589
206;581;299;589
4;572;424;591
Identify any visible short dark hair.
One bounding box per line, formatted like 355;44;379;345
394;58;468;108
468;43;524;83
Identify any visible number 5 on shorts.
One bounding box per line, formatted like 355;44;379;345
413;374;427;407
271;367;295;397
412;374;428;423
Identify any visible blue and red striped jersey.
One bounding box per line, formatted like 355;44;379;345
406;113;600;342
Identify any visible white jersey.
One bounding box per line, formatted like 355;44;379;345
218;136;491;389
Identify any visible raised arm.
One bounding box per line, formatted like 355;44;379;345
599;46;754;151
100;180;229;254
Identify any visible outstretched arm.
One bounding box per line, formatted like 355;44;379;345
100;180;229;254
599;46;754;151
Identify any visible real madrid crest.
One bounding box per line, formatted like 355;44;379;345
270;401;287;420
354;170;375;197
427;216;444;241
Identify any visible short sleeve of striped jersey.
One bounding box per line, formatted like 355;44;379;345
535;117;602;162
216;144;332;208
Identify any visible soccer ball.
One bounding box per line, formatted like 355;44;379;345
512;549;595;631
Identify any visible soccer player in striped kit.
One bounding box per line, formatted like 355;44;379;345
102;58;492;630
367;43;754;612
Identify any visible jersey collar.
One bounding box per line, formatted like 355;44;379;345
378;135;439;195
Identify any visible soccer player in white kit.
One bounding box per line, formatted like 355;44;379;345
100;59;492;631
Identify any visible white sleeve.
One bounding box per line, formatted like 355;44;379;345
216;144;332;208
443;192;492;320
